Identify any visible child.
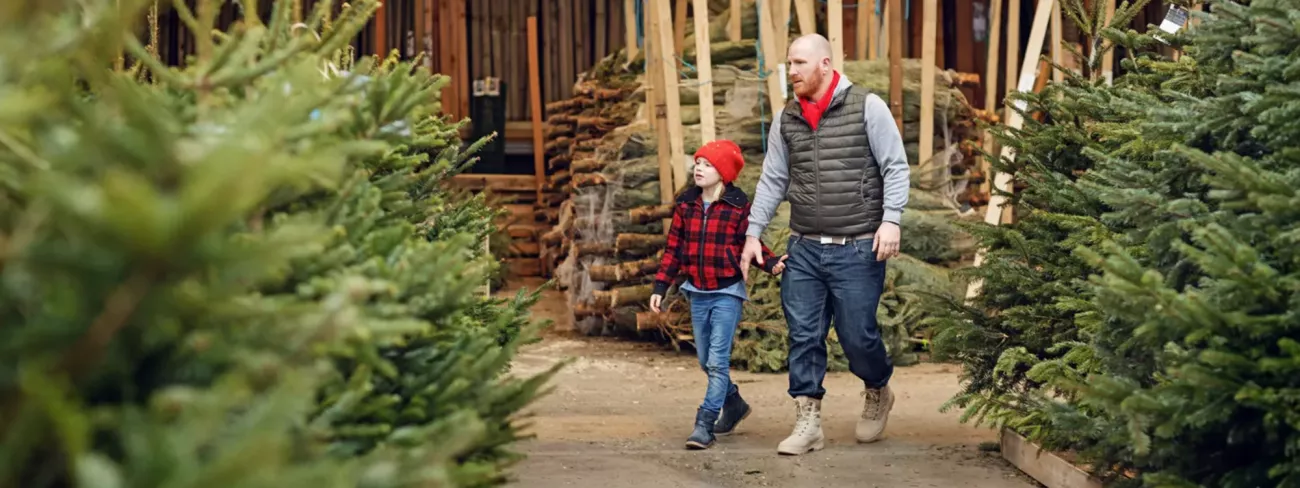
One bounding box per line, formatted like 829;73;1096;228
649;139;786;450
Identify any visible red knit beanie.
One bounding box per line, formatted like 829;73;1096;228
693;139;745;184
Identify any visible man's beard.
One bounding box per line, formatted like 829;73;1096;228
793;71;823;99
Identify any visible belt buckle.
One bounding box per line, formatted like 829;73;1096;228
819;235;833;245
819;235;846;245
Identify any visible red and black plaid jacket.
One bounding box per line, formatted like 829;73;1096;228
652;184;779;296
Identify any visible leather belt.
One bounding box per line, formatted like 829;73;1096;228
791;231;874;245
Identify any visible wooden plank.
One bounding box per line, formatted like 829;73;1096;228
794;0;816;35
919;0;937;167
451;174;538;192
1051;0;1063;83
508;258;542;277
457;0;470;119
829;0;844;71
729;0;742;42
596;0;608;61
528;16;546;202
645;3;660;129
611;0;625;55
576;0;589;73
969;0;1054;297
1101;0;1116;84
375;0;387;56
887;0;903;133
856;0;872;60
415;0;427;67
1004;0;1020;124
981;0;1003;196
559;0;573;97
758;0;787;115
625;0;640;60
1001;429;1105;488
649;0;689;202
510;242;542;256
775;0;792;57
693;0;716;143
675;0;688;60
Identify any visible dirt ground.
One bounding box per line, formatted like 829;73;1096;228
502;279;1038;488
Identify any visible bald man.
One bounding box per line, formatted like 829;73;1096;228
738;34;909;456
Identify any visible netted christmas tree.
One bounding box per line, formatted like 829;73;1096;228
0;1;555;487
926;0;1300;485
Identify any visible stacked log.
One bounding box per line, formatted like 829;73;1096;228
541;2;984;366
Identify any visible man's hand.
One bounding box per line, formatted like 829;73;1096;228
650;294;664;313
872;222;901;261
740;236;765;281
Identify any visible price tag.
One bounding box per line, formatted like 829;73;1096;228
1154;5;1190;44
778;64;788;100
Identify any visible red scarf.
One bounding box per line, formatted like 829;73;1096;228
797;70;841;130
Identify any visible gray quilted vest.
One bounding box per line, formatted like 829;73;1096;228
779;84;884;236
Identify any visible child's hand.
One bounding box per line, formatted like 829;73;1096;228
650;294;664;313
772;255;789;275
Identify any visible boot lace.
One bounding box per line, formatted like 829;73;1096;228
861;388;885;421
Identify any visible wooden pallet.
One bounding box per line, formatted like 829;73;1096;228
1001;429;1105;488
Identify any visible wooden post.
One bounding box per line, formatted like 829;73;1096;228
919;0;938;168
1004;0;1020;124
692;0;716;143
675;0;688;59
829;0;844;71
758;0;787;115
981;0;1003;196
626;0;640;61
650;0;689;198
857;0;875;60
375;0;387;56
775;0;793;62
967;0;1055;298
887;0;903;133
1051;0;1064;83
794;0;817;35
527;17;545;203
1101;0;1116;84
729;0;742;41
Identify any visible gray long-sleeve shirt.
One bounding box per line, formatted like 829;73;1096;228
746;78;910;239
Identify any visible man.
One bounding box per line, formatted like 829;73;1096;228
739;34;909;456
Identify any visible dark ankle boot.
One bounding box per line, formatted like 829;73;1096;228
685;408;719;450
714;389;751;436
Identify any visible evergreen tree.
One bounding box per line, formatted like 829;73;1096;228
928;0;1300;485
0;1;555;487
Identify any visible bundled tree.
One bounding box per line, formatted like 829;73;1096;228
0;1;555;487
928;0;1300;485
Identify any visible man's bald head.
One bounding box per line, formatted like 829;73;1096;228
786;34;835;99
788;34;833;61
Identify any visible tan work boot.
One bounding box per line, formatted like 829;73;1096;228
776;396;825;455
856;385;895;443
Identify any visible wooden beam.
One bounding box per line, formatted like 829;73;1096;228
692;0;716;143
1001;429;1105;488
887;0;903;133
919;0;938;168
649;0;689;204
456;0;470;119
528;16;545;203
729;0;742;42
1101;0;1116;84
625;0;639;62
968;0;1055;298
857;0;873;60
1051;0;1064;83
794;0;816;35
981;0;1003;197
675;0;688;59
776;0;793;56
828;0;844;71
374;0;387;56
451;174;538;192
758;0;787;115
1004;0;1020;124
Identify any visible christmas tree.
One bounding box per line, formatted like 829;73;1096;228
0;1;555;487
927;0;1300;485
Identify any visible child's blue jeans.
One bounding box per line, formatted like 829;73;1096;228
684;288;744;414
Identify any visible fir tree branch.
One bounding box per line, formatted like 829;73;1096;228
0;129;50;171
57;269;155;380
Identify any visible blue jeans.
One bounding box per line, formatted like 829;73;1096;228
686;290;743;414
781;235;893;398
